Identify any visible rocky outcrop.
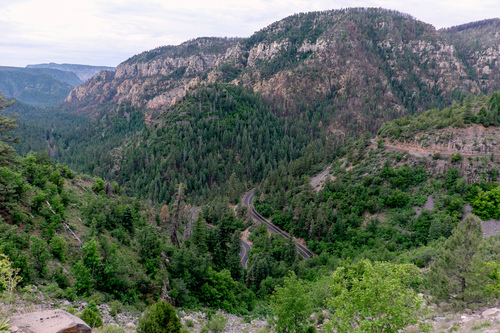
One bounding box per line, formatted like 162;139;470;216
442;19;500;93
64;9;500;134
65;37;241;111
8;310;91;333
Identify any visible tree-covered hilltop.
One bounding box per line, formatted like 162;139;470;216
378;92;500;141
38;83;330;205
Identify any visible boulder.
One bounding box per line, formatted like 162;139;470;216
482;308;500;318
8;309;91;333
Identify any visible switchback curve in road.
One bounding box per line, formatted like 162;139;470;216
242;190;314;259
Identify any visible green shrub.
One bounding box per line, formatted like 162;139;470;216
49;236;68;262
450;153;463;163
87;300;100;315
203;313;227;333
98;325;124;333
65;287;77;301
138;300;181;333
472;187;500;220
79;308;103;328
88;292;105;305
315;311;326;324
92;177;105;194
109;300;123;317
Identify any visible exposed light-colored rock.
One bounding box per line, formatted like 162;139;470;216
8;310;91;333
482;308;500;318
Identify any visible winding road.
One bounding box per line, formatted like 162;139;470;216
191;206;250;268
242;190;314;259
370;139;500;158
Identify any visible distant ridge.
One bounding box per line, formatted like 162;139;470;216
0;66;82;106
27;62;116;81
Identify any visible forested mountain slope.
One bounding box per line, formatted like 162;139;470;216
441;18;500;93
65;8;500;134
255;94;500;261
0;97;260;317
48;84;329;204
377;92;500;158
0;66;82;106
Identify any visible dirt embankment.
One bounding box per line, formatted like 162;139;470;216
380;124;500;157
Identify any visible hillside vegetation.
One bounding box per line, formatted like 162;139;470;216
0;66;82;106
0;97;306;323
441;18;500;93
378;92;500;140
27;84;329;205
4;8;500;333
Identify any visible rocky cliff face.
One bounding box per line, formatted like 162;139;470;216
441;19;500;93
66;37;241;110
64;8;500;134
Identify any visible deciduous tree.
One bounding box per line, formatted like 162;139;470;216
270;271;312;333
325;260;424;333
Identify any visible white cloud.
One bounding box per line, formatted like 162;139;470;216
0;0;498;67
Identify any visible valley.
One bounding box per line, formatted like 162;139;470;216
1;7;500;333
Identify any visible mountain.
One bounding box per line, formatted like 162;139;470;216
440;18;500;93
66;37;240;111
0;66;82;106
27;62;116;81
64;8;499;134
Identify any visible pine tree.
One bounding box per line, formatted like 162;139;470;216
226;230;243;281
191;217;208;254
283;236;297;267
0;95;19;166
122;206;134;234
160;205;170;225
426;214;487;305
227;172;239;204
213;214;233;269
170;184;184;247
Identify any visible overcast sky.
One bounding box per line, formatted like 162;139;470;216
0;0;498;68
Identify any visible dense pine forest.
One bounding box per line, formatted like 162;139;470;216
3;90;500;332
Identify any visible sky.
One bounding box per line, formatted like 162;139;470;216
0;0;499;68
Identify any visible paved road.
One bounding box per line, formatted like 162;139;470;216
242;190;314;259
191;206;250;268
370;139;500;158
240;239;251;268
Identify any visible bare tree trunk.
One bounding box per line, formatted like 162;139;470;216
159;251;173;305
